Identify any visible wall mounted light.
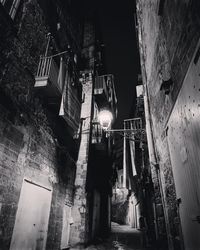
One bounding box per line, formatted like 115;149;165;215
98;109;113;130
98;110;146;142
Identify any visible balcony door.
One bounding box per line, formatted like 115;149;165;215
10;179;52;250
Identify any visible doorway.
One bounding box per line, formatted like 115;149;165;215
10;179;52;250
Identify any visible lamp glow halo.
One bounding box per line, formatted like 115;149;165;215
98;110;113;130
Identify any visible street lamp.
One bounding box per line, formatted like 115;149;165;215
98;109;146;189
98;110;146;142
98;110;113;130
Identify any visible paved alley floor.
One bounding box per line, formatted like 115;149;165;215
71;222;147;250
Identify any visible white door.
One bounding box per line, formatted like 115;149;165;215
10;179;52;250
167;40;200;250
61;205;72;249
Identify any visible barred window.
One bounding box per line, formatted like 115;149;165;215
0;0;20;19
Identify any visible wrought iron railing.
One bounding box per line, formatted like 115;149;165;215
35;56;61;93
94;75;117;118
123;118;146;142
92;122;104;144
94;75;109;100
35;55;81;132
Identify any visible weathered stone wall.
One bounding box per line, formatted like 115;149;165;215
81;21;96;71
70;73;93;246
0;0;80;249
112;188;129;225
0;103;77;249
136;0;200;249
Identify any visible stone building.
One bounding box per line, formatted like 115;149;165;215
70;19;118;247
112;78;157;247
135;0;200;249
127;82;156;246
0;0;83;249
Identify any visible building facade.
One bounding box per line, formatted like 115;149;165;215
135;0;200;249
128;83;156;246
0;0;83;249
69;20;118;247
112;80;157;247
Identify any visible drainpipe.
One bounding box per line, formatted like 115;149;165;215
143;84;159;238
136;8;158;241
123;121;127;188
143;67;174;250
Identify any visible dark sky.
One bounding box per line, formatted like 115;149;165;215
84;0;140;128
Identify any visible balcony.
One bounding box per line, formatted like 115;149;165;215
35;55;82;133
94;74;117;118
124;118;146;142
34;56;62;97
94;75;109;106
91;122;108;153
92;122;103;144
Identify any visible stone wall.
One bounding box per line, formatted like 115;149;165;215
0;0;80;249
70;72;93;246
136;0;200;249
0;103;78;249
112;188;129;225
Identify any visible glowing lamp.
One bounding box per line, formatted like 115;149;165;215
98;110;113;130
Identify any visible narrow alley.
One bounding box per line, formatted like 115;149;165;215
71;223;146;250
0;0;200;250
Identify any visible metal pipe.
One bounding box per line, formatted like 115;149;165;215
44;33;51;57
123;121;127;188
42;50;69;59
108;129;141;132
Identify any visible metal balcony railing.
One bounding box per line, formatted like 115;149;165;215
124;118;143;130
124;118;146;142
94;75;109;100
94;74;117;118
35;55;82;132
35;56;61;94
92;122;103;144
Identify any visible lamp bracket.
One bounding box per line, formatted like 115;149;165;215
106;128;146;142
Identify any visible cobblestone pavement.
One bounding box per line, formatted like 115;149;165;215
71;223;148;250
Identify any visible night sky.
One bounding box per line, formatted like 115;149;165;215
83;0;140;128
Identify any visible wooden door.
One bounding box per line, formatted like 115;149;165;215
10;179;52;250
167;40;200;250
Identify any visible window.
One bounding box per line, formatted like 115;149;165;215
0;0;20;19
